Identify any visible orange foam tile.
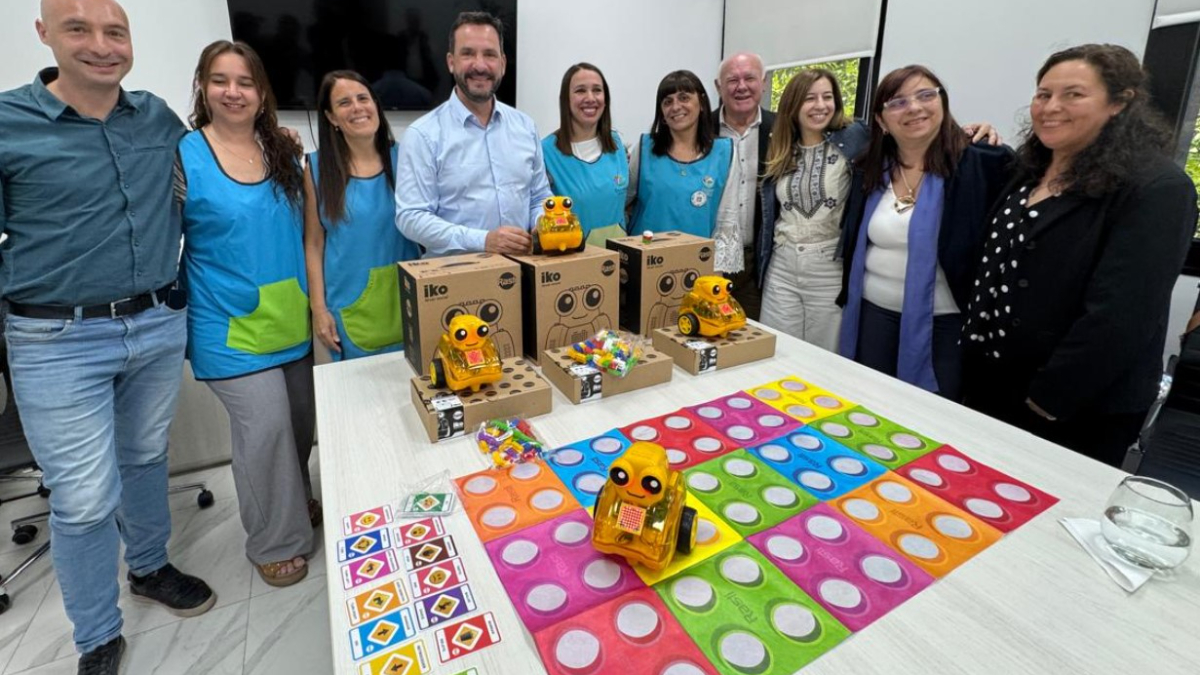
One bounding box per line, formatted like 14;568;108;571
456;461;581;543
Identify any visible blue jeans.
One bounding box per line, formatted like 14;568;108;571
5;303;186;654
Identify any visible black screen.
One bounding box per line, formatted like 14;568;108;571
226;0;518;110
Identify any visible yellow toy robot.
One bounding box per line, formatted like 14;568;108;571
592;441;697;570
535;196;585;253
428;314;503;393
678;275;747;338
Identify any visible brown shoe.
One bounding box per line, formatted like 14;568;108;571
255;557;308;587
308;499;323;528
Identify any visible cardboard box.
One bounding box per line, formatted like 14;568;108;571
651;325;776;375
606;231;715;336
540;343;674;404
507;248;619;364
409;357;552;442
399;254;523;374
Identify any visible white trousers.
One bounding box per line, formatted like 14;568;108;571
759;238;844;352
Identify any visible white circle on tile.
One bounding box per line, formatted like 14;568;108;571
819;579;863;609
511;462;542;480
726;425;756;441
898;534;941;560
724;502;761;525
630;425;659;441
791;434;822;451
764;486;798;508
727;397;753;410
821;422;851;438
772;603;818;640
554;449;584;466
848;412;879;426
842;498;880;521
592;436;625;454
908;469;944;487
766;535;804;561
583;558;622;590
933;515;974;540
697;519;718;544
696;406;723;419
830;457;866;476
531;489;565;512
781;379;808;392
481;505;517;528
555;520;591;545
672;576;713;609
862;444;897;462
965;498;1005;519
937;455;972;473
724;458;756;477
555;629;600;670
720;555;763;584
786;404;816;418
891;433;924;449
994;483;1032;503
759;444;790;462
575;472;606;495
876;481;913;503
693;437;723;453
861;555;904;584
719;632;767;671
813;395;842;409
754;388;781;400
527;583;568;612
664;415;692;430
616;601;660;639
666;448;688;465
688;472;720;492
806;515;844;540
799;471;833;491
759;414;786;428
464;475;496;494
661;664;707;675
501;539;539;566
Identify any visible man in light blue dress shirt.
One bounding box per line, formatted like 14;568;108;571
395;11;552;257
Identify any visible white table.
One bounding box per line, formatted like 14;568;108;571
316;328;1200;675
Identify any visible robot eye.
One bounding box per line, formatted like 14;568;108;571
641;475;662;495
726;281;734;294
556;291;576;316
454;328;468;341
544;197;556;210
657;273;675;295
562;197;573;209
476;324;489;338
478;301;501;323
683;271;698;289
711;283;722;296
583;286;602;310
610;467;629;486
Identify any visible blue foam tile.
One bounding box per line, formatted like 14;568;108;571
748;427;889;500
547;429;632;508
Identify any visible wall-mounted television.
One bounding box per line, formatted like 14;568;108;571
226;1;519;111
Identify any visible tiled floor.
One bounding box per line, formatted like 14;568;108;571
0;453;332;675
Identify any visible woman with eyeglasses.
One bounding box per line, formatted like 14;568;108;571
836;65;1013;400
962;45;1196;466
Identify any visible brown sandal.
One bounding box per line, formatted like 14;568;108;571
308;499;323;528
255;557;308;587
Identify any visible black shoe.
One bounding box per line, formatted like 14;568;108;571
78;636;125;675
128;563;216;618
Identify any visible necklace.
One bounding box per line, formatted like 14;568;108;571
893;166;924;214
207;127;260;166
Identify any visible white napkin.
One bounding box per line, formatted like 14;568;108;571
1060;518;1154;592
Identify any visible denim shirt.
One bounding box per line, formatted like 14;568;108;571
0;68;185;305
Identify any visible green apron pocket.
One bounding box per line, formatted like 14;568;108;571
341;264;403;352
227;277;311;354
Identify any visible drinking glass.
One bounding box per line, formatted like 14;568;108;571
1101;476;1193;570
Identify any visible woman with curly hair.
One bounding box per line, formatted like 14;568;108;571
178;40;315;586
962;44;1198;466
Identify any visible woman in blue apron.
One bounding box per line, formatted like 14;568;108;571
178;41;315;587
541;63;629;247
304;70;418;361
628;70;741;274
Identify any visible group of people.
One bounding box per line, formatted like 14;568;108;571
0;1;1195;673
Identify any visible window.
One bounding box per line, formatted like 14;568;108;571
1188;114;1200;239
767;57;867;118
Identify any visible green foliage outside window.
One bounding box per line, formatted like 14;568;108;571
768;58;861;117
1187;114;1200;238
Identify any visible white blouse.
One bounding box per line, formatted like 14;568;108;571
862;185;961;315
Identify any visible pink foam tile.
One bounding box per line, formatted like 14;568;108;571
747;503;934;631
686;392;803;447
619;409;738;470
484;509;646;633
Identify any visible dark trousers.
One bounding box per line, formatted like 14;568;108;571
726;246;761;321
855;300;964;401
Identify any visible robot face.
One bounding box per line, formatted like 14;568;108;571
543;195;574;218
694;275;733;302
555;286;604;317
656;270;699;299
448;314;490;349
607;442;669;508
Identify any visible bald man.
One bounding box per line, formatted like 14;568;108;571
0;1;213;671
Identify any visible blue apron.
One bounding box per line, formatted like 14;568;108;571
180;130;310;379
631;134;732;236
541;131;629;246
310;146;418;361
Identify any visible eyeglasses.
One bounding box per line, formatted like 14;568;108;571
882;87;942;113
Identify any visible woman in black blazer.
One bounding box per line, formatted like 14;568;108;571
962;44;1198;467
